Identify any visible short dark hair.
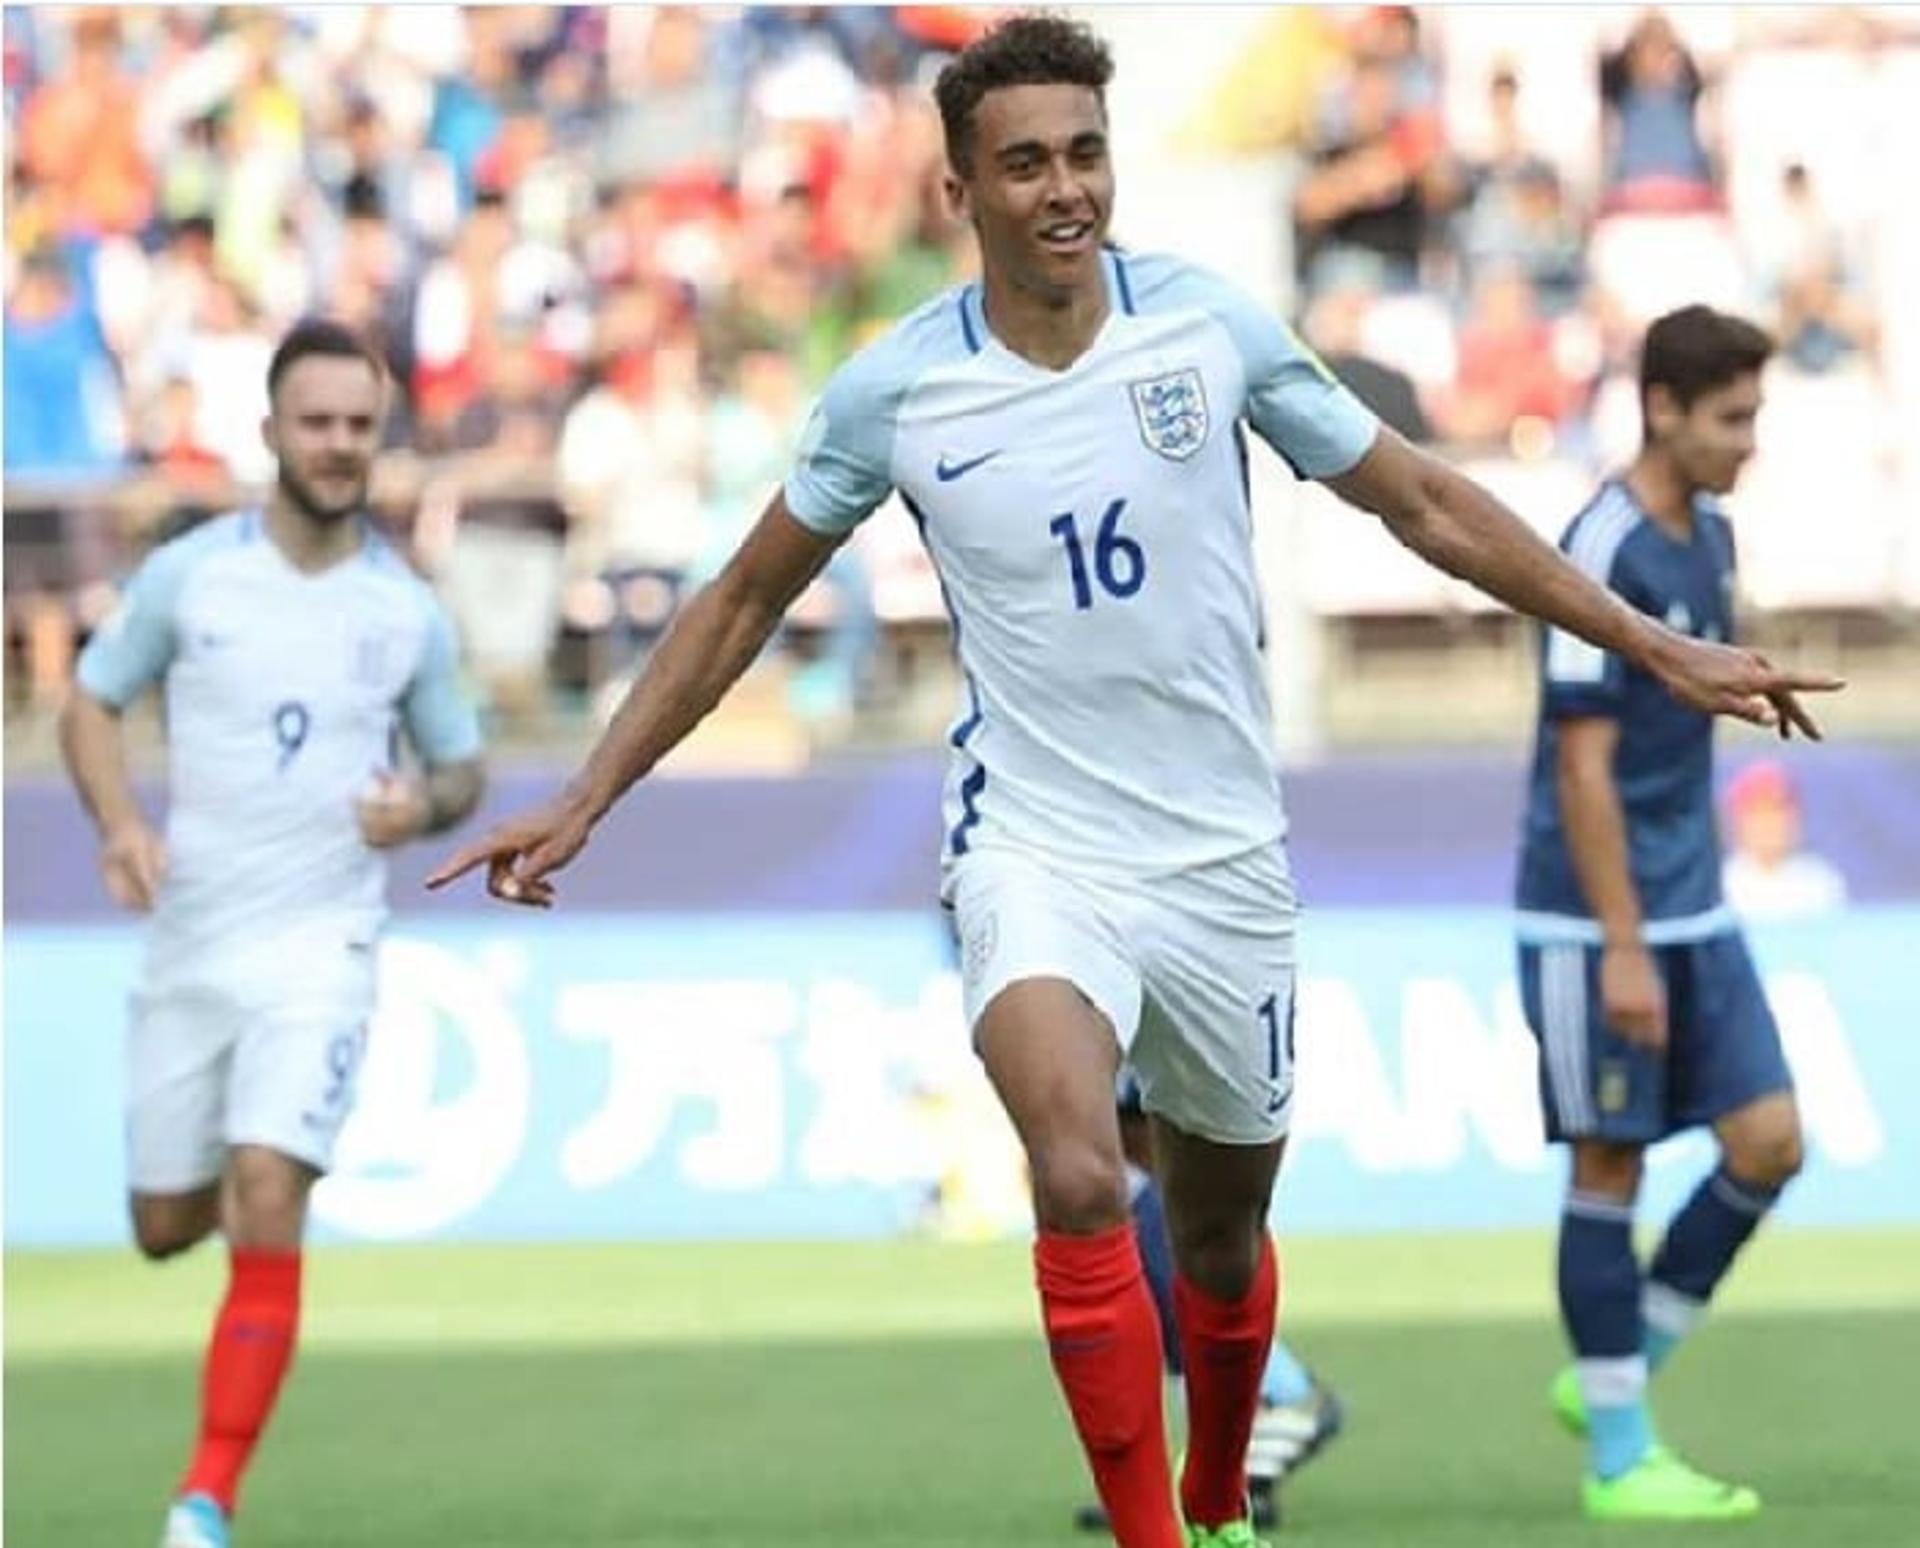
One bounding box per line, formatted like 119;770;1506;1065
934;13;1113;176
266;317;384;404
1639;304;1773;421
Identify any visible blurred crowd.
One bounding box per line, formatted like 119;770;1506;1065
4;4;984;730
5;5;1917;738
1283;4;1909;463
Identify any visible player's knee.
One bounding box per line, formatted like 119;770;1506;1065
1725;1120;1804;1190
1029;1144;1128;1234
134;1225;198;1262
224;1150;315;1245
131;1206;209;1262
1572;1142;1644;1202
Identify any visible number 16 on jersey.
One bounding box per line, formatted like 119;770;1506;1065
1049;498;1146;610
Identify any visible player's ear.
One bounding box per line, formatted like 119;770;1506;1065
1644;383;1681;443
944;169;970;222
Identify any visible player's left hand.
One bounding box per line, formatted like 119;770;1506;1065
355;769;432;849
424;794;596;908
1652;633;1843;741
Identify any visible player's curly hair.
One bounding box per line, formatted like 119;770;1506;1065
934;13;1113;177
1639;305;1773;423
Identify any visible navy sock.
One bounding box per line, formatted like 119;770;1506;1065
1128;1166;1183;1378
1560;1190;1651;1479
1644;1167;1781;1368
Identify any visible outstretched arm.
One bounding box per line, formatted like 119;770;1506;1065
427;493;844;904
1325;429;1840;734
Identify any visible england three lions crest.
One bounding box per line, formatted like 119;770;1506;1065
1129;369;1209;461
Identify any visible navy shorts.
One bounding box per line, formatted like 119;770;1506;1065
1517;932;1792;1143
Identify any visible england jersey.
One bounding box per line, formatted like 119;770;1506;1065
76;511;482;966
786;249;1379;878
1516;480;1739;943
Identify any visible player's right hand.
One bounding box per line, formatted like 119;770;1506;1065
1600;942;1666;1051
1652;633;1843;741
423;797;595;908
99;820;167;912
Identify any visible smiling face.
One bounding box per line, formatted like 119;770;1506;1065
261;354;385;524
947;82;1113;307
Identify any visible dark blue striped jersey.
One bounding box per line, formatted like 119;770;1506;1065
1515;479;1738;944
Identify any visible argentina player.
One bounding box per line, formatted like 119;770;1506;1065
432;19;1837;1548
1517;307;1822;1523
61;320;484;1548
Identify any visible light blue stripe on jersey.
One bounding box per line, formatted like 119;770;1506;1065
1120;252;1378;480
958;284;982;353
402;604;483;764
1547;485;1639;684
783;291;973;536
75;513;251;708
1515;904;1738;946
1107;246;1136;314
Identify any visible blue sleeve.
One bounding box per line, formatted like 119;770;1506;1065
74;542;192;707
401;601;483;765
1543;541;1637;721
782;346;903;536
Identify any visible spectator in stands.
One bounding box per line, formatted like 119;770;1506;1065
598;7;742;191
1721;761;1848;920
136;375;228;488
15;9;152;239
1300;283;1434;444
411;185;517;439
3;243;121;476
1456;66;1588;317
558;331;712;691
419;325;573;728
1292;52;1449;297
1599;11;1719;214
1760;162;1878;376
174;275;275;485
1440;264;1579;452
703;345;878;739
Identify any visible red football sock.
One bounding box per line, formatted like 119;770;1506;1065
1035;1225;1181;1548
1174;1235;1279;1529
178;1247;303;1514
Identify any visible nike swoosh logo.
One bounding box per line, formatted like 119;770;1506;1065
935;451;1000;482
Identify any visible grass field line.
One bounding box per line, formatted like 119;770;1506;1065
9;1227;1916;1361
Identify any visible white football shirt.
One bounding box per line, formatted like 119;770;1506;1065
786;249;1378;877
77;511;482;965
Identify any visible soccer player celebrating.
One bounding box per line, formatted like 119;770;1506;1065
1516;305;1820;1523
432;21;1833;1547
60;319;485;1548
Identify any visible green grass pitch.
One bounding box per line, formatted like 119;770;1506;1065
7;1229;1918;1545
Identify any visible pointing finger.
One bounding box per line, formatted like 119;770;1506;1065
426;840;498;889
1768;670;1846;694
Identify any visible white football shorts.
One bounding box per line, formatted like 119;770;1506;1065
945;841;1299;1145
125;923;377;1193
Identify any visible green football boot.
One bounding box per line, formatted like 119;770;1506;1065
1583;1446;1761;1522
